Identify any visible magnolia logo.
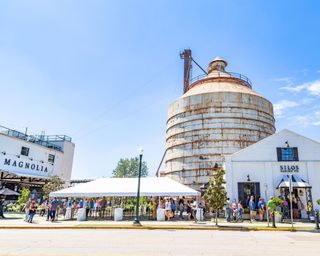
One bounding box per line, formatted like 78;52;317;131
3;158;48;172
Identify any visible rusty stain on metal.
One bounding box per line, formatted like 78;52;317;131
164;56;275;190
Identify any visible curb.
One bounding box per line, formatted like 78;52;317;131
0;225;311;232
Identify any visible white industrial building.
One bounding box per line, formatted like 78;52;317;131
225;129;320;216
0;125;75;196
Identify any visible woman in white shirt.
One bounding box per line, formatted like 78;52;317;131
164;198;172;220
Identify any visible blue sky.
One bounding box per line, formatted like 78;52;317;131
0;1;319;179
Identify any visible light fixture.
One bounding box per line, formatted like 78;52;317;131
285;141;290;148
1;151;6;155
16;155;20;158
247;174;251;182
29;157;33;161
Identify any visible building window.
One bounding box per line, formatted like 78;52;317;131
21;146;29;156
277;147;299;161
48;154;55;164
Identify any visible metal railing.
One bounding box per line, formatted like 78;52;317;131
189;71;252;89
0;125;71;152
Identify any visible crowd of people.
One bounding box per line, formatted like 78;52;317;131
152;197;206;221
3;193;313;224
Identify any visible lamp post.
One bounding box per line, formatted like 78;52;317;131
133;147;143;225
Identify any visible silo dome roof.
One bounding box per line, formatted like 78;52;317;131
182;56;263;98
182;80;263;98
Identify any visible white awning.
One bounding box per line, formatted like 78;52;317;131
276;175;312;189
50;177;200;198
5;171;49;179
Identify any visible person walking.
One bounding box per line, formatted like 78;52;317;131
249;195;256;223
49;197;60;222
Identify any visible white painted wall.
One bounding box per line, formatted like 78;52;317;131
225;129;320;211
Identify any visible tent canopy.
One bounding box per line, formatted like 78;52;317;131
50;177;200;198
276;175;312;189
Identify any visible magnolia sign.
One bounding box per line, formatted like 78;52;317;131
2;158;51;176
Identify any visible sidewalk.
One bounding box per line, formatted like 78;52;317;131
0;213;319;232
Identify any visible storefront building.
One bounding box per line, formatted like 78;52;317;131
0;125;75;198
225;129;320;218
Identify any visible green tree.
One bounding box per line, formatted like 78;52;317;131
17;187;30;204
112;157;148;178
204;168;227;226
42;175;64;198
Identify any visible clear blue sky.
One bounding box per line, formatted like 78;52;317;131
1;1;319;179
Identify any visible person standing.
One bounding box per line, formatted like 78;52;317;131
24;198;32;221
164;198;172;221
171;198;176;218
191;199;198;222
237;201;244;222
178;198;185;220
257;198;265;221
152;198;158;220
225;198;231;222
297;197;304;219
249;195;256;223
27;200;37;223
0;197;5;218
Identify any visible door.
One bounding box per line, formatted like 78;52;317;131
238;182;260;208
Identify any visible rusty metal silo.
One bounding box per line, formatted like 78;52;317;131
164;54;275;190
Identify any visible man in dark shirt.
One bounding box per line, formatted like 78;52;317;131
49;197;60;222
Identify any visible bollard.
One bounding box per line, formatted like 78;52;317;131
272;212;276;228
315;210;319;230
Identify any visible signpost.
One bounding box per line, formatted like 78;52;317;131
289;174;294;229
264;183;269;227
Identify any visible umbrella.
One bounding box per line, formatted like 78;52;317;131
0;188;20;196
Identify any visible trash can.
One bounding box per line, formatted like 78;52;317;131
77;208;87;221
114;208;123;221
196;208;203;221
157;208;165;221
65;207;72;220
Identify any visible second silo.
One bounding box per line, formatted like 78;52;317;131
164;55;275;190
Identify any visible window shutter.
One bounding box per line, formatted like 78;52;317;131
293;147;299;161
238;183;244;206
276;147;282;161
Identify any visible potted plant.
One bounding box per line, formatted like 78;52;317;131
242;208;250;220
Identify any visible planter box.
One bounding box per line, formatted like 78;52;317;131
275;214;282;223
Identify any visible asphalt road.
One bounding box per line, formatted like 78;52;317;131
0;229;319;256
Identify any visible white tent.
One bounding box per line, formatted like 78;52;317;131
50;177;200;198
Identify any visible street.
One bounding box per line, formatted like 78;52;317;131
0;229;319;256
